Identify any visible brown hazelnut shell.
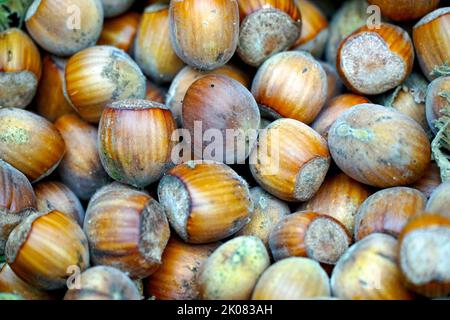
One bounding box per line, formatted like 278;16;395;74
249;118;330;202
25;0;104;56
252;257;331;300
84;183;170;279
328;104;431;188
0;28;42;109
398;214;450;298
413;8;450;81
182;74;260;163
331;233;414;300
64;266;141;300
354;187;426;241
34;181;85;226
35;55;74;122
98;12;140;52
158;161;253;244
55;113;111;200
169;0;239;70
5;210;90;290
0;108;66;183
98;99;176;188
299;172;371;234
251;51;328;124
269;211;351;265
134;4;184;83
144;237;219;300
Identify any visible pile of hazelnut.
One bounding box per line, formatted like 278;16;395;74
0;0;449;300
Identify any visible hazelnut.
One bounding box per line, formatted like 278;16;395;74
84;183;170;279
251;51;328;124
158;161;253;243
252;257;331;300
198;236;270;300
169;0;239;70
328;104;431;187
354;187;426;240
249;118;330;202
98;99;176;188
0;28;42;108
25;0;104;56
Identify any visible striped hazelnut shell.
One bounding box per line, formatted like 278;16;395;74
182;74;260;163
84;183;170;279
252;257;331;300
337;23;414;95
101;0;135;18
55;113;111;200
167;65;249;127
5;210;90;290
251;51;328;124
0;28;42;109
64;266;141;300
99;99;176;188
413;8;450;81
398;214;450;298
426;76;450;134
269;211;351;265
35;55;74;122
64;45;146;123
34;181;85;226
145;237;219;300
97;11;140;52
0;263;54;300
299;172;371;234
238;0;301;20
331;233;414;300
367;0;440;21
354;187;426;241
25;0;104;56
249;118;330;202
0;160;36;255
236;187;290;247
169;0;239;70
198;236;270;300
426;181;450;219
292;0;328;58
158;161;253;244
135;4;185;83
0;108;66;182
328;104;431;188
311;93;370;141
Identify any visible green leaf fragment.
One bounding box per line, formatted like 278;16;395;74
0;0;34;32
431;61;450;78
432;107;450;182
